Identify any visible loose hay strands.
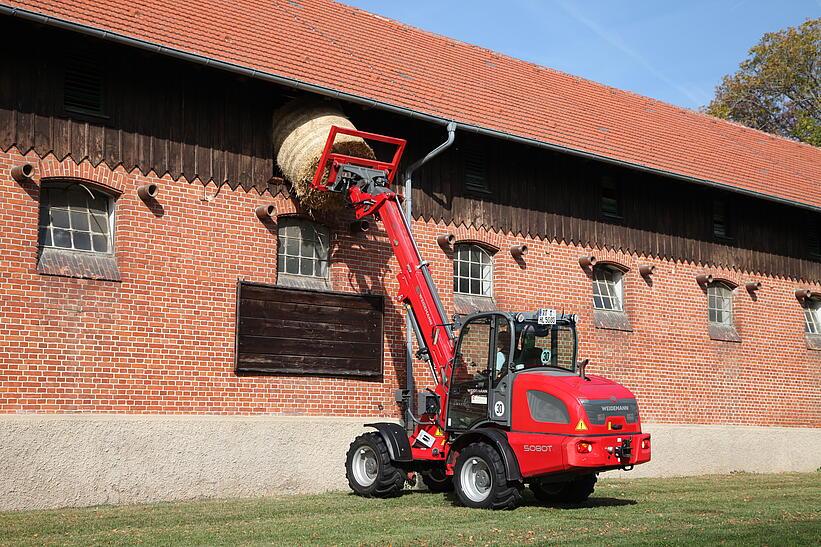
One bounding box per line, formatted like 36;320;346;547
272;99;374;213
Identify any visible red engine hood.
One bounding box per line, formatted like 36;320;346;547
519;371;636;402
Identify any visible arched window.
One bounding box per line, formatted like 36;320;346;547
707;282;734;326
453;244;493;297
38;181;114;254
592;265;623;312
804;297;821;334
277;217;329;279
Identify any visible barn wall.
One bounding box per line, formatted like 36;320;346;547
1;17;820;510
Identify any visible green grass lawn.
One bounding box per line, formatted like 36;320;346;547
1;473;818;546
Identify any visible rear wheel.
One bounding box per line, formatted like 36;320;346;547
345;433;405;497
454;443;522;509
420;466;453;492
531;474;597;504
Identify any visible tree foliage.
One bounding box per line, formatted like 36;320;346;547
706;18;820;146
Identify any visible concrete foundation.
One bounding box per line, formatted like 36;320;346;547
1;415;819;511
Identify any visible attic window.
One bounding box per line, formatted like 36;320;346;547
809;216;821;258
600;177;622;220
63;57;105;118
712;198;731;240
463;146;490;195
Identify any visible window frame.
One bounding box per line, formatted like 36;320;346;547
453;243;494;297
706;281;734;327
276;216;330;281
592;265;624;312
38;181;116;255
804;298;821;335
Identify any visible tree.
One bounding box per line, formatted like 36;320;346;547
705;18;820;146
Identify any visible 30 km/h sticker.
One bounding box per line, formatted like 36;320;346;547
494;401;505;417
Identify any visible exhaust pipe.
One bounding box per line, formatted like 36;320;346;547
510;244;528;259
11;163;34;183
695;273;714;286
255;204;276;221
578;255;596;269
639;264;655;277
436;233;455;249
137;183;159;201
745;281;761;292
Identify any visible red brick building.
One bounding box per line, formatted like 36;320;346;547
1;0;819;510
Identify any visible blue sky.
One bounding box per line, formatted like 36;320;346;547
340;0;819;109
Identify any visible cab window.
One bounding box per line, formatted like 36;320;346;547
513;323;577;372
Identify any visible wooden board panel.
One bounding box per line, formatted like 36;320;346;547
235;282;384;378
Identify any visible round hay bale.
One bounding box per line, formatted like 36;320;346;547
273;99;374;212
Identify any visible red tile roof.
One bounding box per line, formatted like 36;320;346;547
4;0;820;209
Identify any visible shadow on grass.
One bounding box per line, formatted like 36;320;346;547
519;496;638;509
436;489;637;509
345;488;637;510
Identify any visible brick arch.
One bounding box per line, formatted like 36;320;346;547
594;260;630;274
453;238;500;255
450;224;506;252
38;156;127;195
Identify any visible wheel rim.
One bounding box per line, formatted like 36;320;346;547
460;456;492;502
351;445;378;487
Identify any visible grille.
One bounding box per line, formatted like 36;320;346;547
581;398;638;425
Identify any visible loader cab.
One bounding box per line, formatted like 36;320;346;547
447;310;578;431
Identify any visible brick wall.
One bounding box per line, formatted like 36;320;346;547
1;150;819;426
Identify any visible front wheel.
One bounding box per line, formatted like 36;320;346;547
345;433;406;497
454;443;522;509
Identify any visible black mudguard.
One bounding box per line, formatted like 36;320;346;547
450;428;522;481
364;422;413;462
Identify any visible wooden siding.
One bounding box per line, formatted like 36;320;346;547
2;17;819;282
367;116;821;282
0;20;280;193
235;282;384;377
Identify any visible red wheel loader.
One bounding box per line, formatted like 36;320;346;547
310;127;650;509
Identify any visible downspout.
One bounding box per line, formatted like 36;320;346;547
402;122;456;429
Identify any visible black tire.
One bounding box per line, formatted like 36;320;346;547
531;474;597;504
420;467;454;492
345;433;406;497
454;443;523;510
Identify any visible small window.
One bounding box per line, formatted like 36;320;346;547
809;216;821;258
600;176;622;219
804;298;821;334
707;282;734;326
453;244;493;296
463;146;490;195
713;199;731;240
39;182;114;254
277;217;329;278
592;266;623;312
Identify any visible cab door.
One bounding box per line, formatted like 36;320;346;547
447;313;514;430
488;315;514;427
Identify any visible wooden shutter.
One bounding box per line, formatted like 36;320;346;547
235;281;383;378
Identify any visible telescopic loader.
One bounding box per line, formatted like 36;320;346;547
310;126;651;509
